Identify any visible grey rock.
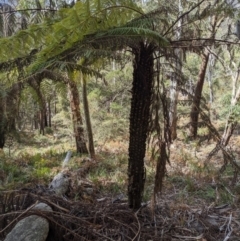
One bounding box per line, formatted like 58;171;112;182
49;172;70;196
85;187;94;195
33;203;53;212
4;215;49;241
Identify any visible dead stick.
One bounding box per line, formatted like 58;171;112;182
0;201;39;234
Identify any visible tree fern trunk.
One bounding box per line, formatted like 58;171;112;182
189;51;209;138
128;43;154;209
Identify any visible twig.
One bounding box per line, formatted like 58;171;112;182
0;200;38;234
164;0;206;36
0;8;57;14
38;197;70;212
171;234;203;240
132;208;142;241
223;213;233;241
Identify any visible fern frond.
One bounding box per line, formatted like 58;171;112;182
94;27;169;47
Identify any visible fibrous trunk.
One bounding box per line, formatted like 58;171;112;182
128;43;154;209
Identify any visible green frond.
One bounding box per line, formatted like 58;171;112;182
54;81;67;98
28;0;143;72
95;27;169;47
0;3;17;37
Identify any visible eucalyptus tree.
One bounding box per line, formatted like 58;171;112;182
188;1;240;138
168;0;183;140
81;72;95;158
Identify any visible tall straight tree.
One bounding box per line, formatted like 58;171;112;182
67;70;88;154
82;74;95;158
169;0;183;140
189;14;221;138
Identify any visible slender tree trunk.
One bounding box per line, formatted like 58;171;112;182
39;110;45;135
128;43;154;209
6;82;22;132
221;74;240;146
169;65;178;139
54;90;57;115
221;121;236;146
0;95;5;148
0;82;22;147
207;53;214;104
28;79;47;134
44;109;48;127
48;99;52;127
189;51;209;138
169;0;182;140
82;75;95;158
68;73;88;154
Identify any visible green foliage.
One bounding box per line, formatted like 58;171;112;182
28;0;145;73
45;127;54;134
87;62;131;144
87;153;128;195
219;93;240;120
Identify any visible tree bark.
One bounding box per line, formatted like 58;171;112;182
0;94;5;148
48;99;52;128
221;121;236;146
28;79;47;134
221;77;240;146
189;51;209;138
128;42;154;209
82;75;95;158
169;0;182;141
68;73;88;154
6;82;22;132
169;71;179;140
0;82;22;148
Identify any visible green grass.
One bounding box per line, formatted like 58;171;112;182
0;130;239;207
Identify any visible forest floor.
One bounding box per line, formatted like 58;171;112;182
0;129;240;241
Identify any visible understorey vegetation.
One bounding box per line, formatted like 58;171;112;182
1;0;240;240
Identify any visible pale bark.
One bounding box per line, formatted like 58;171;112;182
82;75;95;158
207;53;215;104
221;67;240;146
169;48;182;140
169;0;182;140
